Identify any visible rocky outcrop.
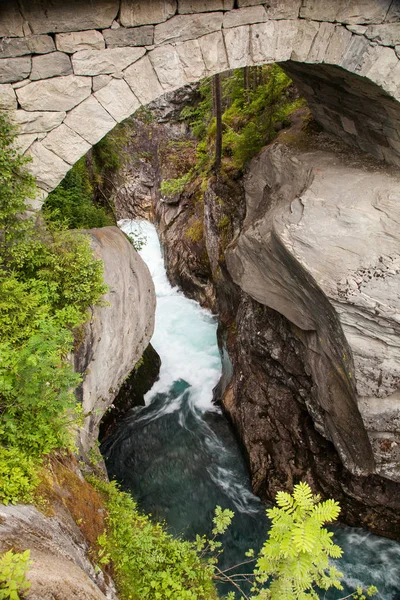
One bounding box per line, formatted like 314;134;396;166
0;456;117;599
75;226;156;455
226;139;400;482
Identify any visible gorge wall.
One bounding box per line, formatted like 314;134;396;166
111;99;400;539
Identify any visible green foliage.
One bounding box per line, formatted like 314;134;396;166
0;109;107;505
44;157;114;229
251;482;344;600
185;219;203;243
160;172;192;199
0;550;31;600
90;478;224;600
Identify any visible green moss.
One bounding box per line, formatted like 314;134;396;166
185;219;204;243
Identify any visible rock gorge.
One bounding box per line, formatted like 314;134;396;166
107;93;400;539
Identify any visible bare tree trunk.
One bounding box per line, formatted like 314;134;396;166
243;66;249;103
213;73;222;172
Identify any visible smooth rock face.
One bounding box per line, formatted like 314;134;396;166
64;96;116;145
102;25;154;48
75;226;156;452
226;142;400;481
72;46;145;75
0;83;17;108
16;75;92;111
12;110;66;134
94;78;140;122
123;54;164;104
41;123;91;165
25;141;70;191
154;12;223;44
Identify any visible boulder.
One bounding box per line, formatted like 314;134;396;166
16;75;92;111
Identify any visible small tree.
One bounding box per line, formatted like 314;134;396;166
250;482;344;600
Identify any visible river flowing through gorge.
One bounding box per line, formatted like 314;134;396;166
101;220;400;599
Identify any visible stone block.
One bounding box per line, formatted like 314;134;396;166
92;74;112;92
95;78;141;122
64;95;116;145
237;0;266;6
102;26;154;48
358;45;399;95
291;19;319;62
154;12;223;45
0;37;30;59
0;4;24;37
18;0;119;34
306;22;336;63
123;54;164;105
148;45;188;92
346;24;368;35
25;141;71;191
386;2;400;23
30;52;72;80
274;19;298;61
324;25;353;64
27;35;56;54
340;33;371;71
0;83;17;109
16;75;92;111
12;110;66;133
223;25;251;69
251;21;277;64
120;0;177;26
198;30;229;75
41;123;91;165
0;56;31;83
175;39;207;82
72;47;145;76
223;6;266;29
56;31;106;53
263;0;302;19
15;133;38;154
178;0;228;12
299;0;392;25
365;23;400;46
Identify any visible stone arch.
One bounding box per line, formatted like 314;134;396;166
0;0;399;206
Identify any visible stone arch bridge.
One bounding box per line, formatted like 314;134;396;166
0;0;400;205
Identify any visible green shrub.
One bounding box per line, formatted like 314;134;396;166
91;478;219;600
185;219;203;243
0;550;31;600
160;172;192;199
0;109;107;505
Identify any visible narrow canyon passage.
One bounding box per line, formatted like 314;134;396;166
101;221;400;599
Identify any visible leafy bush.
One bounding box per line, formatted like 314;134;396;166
160;172;192;199
0;109;107;505
0;550;31;600
91;478;220;600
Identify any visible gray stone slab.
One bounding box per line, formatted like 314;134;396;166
120;0;177;26
12;110;66;133
30;51;72;80
178;0;228;12
299;0;392;25
94;78;141;122
92;74;112;92
0;56;31;83
16;75;92;111
41;123;91;165
15;133;38;154
103;26;154;48
0;4;24;37
291;19;319;62
0;83;17;108
324;25;353;64
365;23;400;46
175;39;207;82
64;95;116;145
0;37;30;59
148;44;188;91
223;25;251;69
154;12;223;44
223;6;267;29
263;0;302;20
25;141;71;191
56;31;106;53
18;0;119;34
72;47;145;76
27;34;55;54
198;30;229;74
123;54;164;105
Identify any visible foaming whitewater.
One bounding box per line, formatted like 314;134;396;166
101;219;400;599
